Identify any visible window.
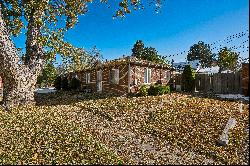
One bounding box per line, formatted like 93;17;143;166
97;82;102;92
165;71;171;83
110;69;119;84
97;70;102;92
97;70;102;82
86;73;91;84
144;68;151;83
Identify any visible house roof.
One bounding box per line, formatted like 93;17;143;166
76;56;172;73
197;66;220;73
173;60;200;71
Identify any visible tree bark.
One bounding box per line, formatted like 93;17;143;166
2;71;38;107
0;8;44;109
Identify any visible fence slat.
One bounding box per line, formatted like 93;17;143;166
174;72;241;94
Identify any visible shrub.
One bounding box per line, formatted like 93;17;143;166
139;85;149;96
162;85;171;94
182;65;195;92
148;85;171;96
61;77;69;91
69;77;81;90
148;85;158;96
54;76;61;90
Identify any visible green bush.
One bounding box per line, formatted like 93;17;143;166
69;77;81;90
61;77;69;91
148;85;170;96
148;85;158;96
182;65;195;92
54;76;61;90
139;85;149;96
161;85;171;94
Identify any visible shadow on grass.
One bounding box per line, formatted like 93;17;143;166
34;90;136;107
35;89;248;107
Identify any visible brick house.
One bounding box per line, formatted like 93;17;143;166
67;56;172;94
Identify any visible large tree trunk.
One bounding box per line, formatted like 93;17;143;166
0;8;44;109
2;71;37;107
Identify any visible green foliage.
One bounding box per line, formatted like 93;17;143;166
54;76;62;90
132;40;145;58
69;77;81;90
61;46;103;74
148;84;171;96
182;65;195;92
36;62;57;87
139;84;170;96
187;41;215;68
139;85;149;96
131;40;168;64
217;47;239;72
1;0;163;62
61;77;69;91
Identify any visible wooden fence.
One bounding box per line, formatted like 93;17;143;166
174;72;242;94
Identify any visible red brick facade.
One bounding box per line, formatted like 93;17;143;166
0;76;2;89
241;63;249;96
70;56;171;94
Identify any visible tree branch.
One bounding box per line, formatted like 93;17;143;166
0;7;21;78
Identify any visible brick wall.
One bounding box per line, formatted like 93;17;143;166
0;76;2;89
241;63;249;96
76;63;129;94
129;64;170;93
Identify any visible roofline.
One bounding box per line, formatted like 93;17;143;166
73;55;171;73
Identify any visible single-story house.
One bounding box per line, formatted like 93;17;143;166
67;56;172;94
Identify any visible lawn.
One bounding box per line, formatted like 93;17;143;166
0;91;249;164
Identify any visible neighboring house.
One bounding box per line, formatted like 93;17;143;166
68;56;172;94
173;60;200;73
173;60;237;74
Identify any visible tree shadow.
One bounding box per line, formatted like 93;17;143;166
35;89;248;107
34;90;133;107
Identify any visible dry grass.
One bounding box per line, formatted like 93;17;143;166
0;91;249;164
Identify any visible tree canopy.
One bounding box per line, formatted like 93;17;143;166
60;46;103;74
132;40;144;58
0;0;163;108
217;47;239;72
131;40;168;64
1;0;163;62
36;61;57;87
187;41;215;68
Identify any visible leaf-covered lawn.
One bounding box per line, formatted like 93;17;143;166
0;92;249;164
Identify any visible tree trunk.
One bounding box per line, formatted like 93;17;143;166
0;8;44;109
2;72;37;107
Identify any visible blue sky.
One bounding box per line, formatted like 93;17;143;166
13;0;249;64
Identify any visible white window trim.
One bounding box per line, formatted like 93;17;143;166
144;68;151;84
97;70;102;82
165;70;171;82
97;70;102;92
110;69;119;84
97;81;102;92
86;73;91;84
